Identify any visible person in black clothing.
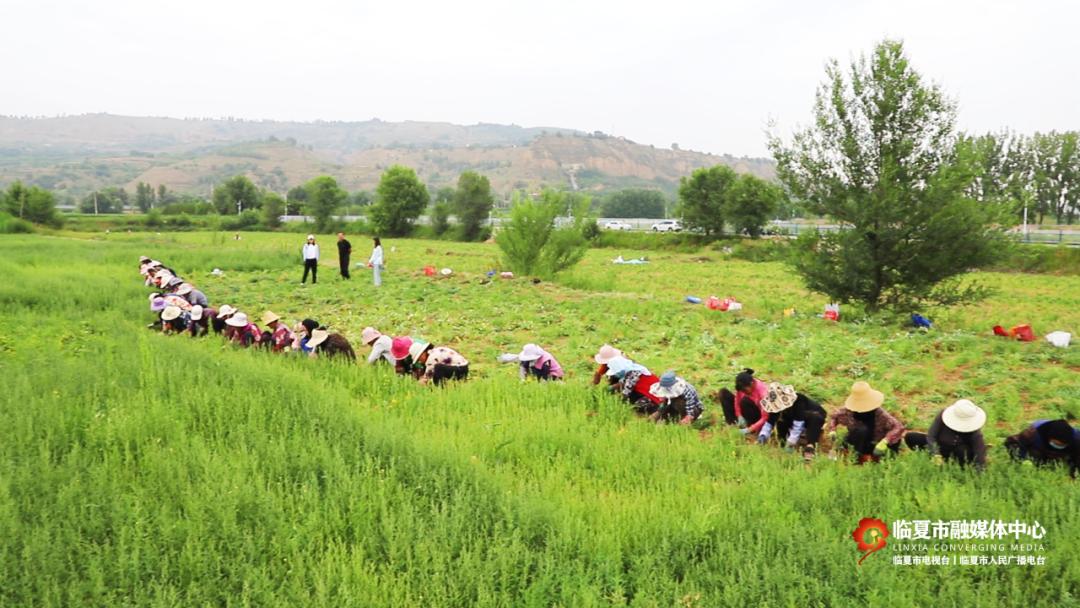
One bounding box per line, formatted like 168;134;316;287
755;382;827;461
336;232;352;279
1003;418;1080;478
904;399;988;470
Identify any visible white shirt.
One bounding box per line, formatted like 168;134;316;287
368;245;384;266
303;243;320;260
367;334;394;364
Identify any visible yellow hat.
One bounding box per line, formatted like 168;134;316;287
844;381;884;413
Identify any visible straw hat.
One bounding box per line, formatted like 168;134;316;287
408;340;431;360
218;304;237;317
518;343;544;362
361;327;381;344
594;344;622;365
941;399;986;433
190;305;204;321
844;381;884;413
225;312;249;327
261;311;280;325
391;337;413;360
139;255;151;263
161;305;182;321
760;382;798;413
307;329;329;348
175;283;193;296
650;371;688;399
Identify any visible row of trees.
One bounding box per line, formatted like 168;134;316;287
2;182;61;227
676;167;785;237
968;130;1080;224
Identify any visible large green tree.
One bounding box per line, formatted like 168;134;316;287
369;165;429;236
78;187;127;214
453;171;495;241
134;182;155;212
677;165;737;236
496;190;591;277
262;192;286;229
213;176;262;215
3;181;61;226
601;188;666;218
304;176;347;233
768;39;1009;311
725;175;783;238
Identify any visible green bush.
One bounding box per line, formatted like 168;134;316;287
0;212;34;234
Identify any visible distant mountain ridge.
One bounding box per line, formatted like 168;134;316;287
0;114;775;198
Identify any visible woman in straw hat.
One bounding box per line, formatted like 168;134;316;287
306;329;357;361
755;383;828;461
175;283;209;308
517;343;564;381
160;305;188;334
591;344;623;385
1004;419;1080;478
214;304;237;335
604;356;663;415
393;338;469;385
224;312;262;347
361;327;396;365
290;318;322;354
648;371;704;425
826;381;906;464
187;305;216;338
261;311;295;352
904;399;988;470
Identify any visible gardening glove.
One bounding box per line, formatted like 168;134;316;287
1021;459;1034;468
736;416;747;429
932;455;944;466
785;420;806;447
756;422;774;444
679;415;694;426
739;427;752;436
873;439;889;457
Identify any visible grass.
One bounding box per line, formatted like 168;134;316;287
1;232;1079;607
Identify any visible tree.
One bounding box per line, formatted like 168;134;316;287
454;171;495;241
496;189;591;277
677;165;737;236
601;188;666;218
134;182;155;212
430;201;451;236
286;185;308;215
213;176;261;215
304;176;347;232
369;165;429;236
157;184;174;206
768;39;1009;311
79;187;127;214
350;190;373;208
262;192;286;229
433;186;456;205
725;175;783;238
2;181;61;227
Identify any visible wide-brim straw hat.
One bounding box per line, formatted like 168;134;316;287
518;343;543;362
361;327;381;344
190;305;204;321
594;344;622;365
390;337;413;360
844;381;884;413
161;305;182;321
941;399;986;433
176;283;193;296
218;304;237;317
650;372;688;399
760;382;798;413
261;311;280;325
307;329;329;348
225;312;249;327
408;340;431;361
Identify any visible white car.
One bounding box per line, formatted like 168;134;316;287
651;219;683;232
603;220;633;231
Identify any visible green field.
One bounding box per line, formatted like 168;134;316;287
2;232;1078;607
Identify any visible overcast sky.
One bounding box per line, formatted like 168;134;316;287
1;0;1076;157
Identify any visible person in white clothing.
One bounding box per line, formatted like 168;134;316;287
301;234;320;284
362;326;395;364
367;237;384;287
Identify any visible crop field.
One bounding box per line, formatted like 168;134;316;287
1;231;1079;607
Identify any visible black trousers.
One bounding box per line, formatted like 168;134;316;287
432;364;469;386
777;410;826;446
302;258;318;283
844;423;901;456
905;432;979;466
339;255;350;279
718;388;761;426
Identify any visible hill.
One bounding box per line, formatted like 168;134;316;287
0;114;775;198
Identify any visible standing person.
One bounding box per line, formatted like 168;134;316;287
826;381;906;464
755;383;828;462
362;327;395;365
1004;419;1080;478
301;235;320;284
261;311;295;352
517;343;564;381
336;232;352;279
905;399;988;470
368;237;384;287
647;371;704;425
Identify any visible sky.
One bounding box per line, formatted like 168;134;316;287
1;0;1076;157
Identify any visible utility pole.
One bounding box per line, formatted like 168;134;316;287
94;192;99;215
236;199;242;214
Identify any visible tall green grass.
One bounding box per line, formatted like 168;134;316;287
1;234;1078;607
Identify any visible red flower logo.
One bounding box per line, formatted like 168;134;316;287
852;517;889;565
